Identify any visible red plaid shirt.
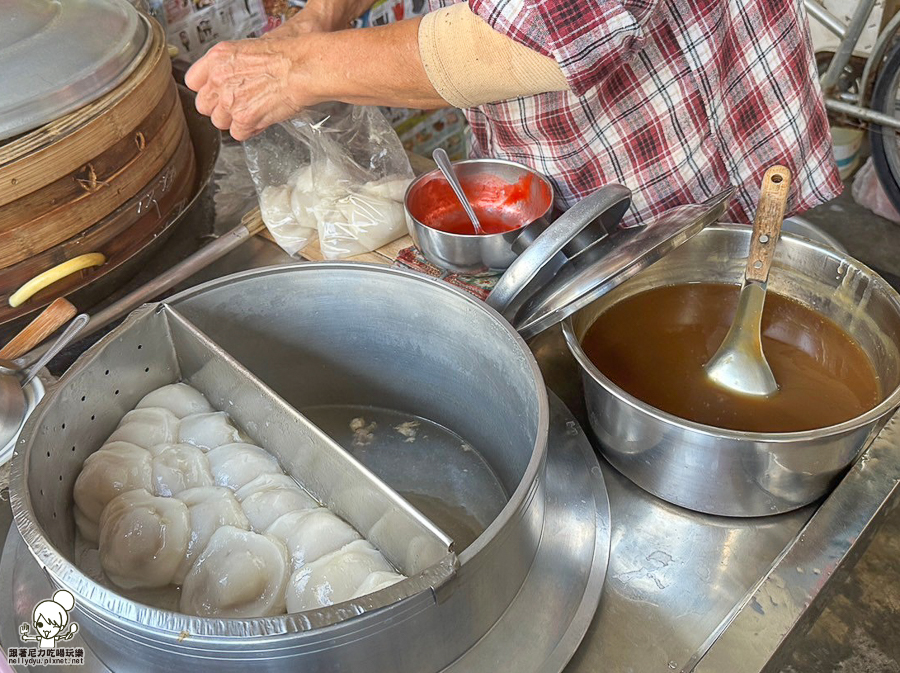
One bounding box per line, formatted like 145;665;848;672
428;0;842;226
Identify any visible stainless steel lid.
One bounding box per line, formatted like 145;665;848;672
0;0;150;141
487;187;735;338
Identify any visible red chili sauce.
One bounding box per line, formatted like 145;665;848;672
408;173;551;235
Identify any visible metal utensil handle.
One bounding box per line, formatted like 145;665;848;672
745;165;791;283
19;215;264;368
21;313;89;386
432;148;483;234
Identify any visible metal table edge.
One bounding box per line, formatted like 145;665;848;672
692;412;900;672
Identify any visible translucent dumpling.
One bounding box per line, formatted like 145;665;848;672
99;489;190;590
266;508;361;571
136;383;214;419
350;570;406;599
74;506;100;545
178;412;244;451
73;442;153;530
206;443;281;491
107;408;180;449
174;486;250;584
235;474;318;532
285;540;394;612
180;526;289;617
149;443;214;497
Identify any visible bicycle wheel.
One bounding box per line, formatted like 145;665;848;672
868;41;900;213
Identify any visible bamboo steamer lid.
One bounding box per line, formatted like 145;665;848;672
0;18;190;269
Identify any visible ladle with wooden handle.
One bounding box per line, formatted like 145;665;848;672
705;165;791;397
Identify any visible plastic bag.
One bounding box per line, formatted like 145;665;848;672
851;157;900;224
244;103;413;259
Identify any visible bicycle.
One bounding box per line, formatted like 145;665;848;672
807;0;900;212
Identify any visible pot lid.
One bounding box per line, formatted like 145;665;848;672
486;187;735;339
0;0;150;142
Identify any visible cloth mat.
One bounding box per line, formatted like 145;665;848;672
392;246;499;301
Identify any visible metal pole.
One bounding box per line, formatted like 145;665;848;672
820;0;879;91
825;98;900;129
805;0;847;39
19;215;266;366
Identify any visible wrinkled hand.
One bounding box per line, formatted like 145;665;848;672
185;37;318;142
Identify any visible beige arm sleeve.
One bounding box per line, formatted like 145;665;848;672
418;2;570;108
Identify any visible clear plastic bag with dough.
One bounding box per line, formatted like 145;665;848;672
243;102;413;259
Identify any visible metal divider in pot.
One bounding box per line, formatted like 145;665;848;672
9;301;456;669
11;262;551;673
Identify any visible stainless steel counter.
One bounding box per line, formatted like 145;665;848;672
2;140;899;672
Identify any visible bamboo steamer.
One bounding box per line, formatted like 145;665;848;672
0;18;190;269
0;17;198;327
0;123;197;322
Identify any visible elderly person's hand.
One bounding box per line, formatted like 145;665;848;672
185;15;446;141
185;37;318;142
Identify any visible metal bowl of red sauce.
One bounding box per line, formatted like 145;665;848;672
405;158;555;275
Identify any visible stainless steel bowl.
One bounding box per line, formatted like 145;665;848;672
405;159;555;275
563;225;900;517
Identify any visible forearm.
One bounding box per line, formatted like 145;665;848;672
186;15;446;139
301;18;448;109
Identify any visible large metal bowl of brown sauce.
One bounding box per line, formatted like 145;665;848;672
562;224;900;516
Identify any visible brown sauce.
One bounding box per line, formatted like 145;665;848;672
581;283;881;433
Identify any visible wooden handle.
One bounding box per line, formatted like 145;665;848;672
0;297;78;360
745;165;791;283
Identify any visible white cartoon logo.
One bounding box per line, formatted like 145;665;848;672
19;589;80;649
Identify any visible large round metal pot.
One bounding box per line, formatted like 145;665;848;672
11;263;550;672
405;159;555;275
562;224;900;517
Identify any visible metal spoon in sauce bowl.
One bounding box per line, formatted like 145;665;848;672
432;147;485;235
705;165;791;397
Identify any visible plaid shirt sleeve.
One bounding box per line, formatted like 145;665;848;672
468;0;661;95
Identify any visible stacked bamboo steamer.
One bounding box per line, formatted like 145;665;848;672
0;17;196;328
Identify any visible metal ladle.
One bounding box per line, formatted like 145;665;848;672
705;165;791;397
433;147;484;235
0;313;90;447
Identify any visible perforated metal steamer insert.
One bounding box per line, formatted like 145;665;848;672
11;303;455;637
